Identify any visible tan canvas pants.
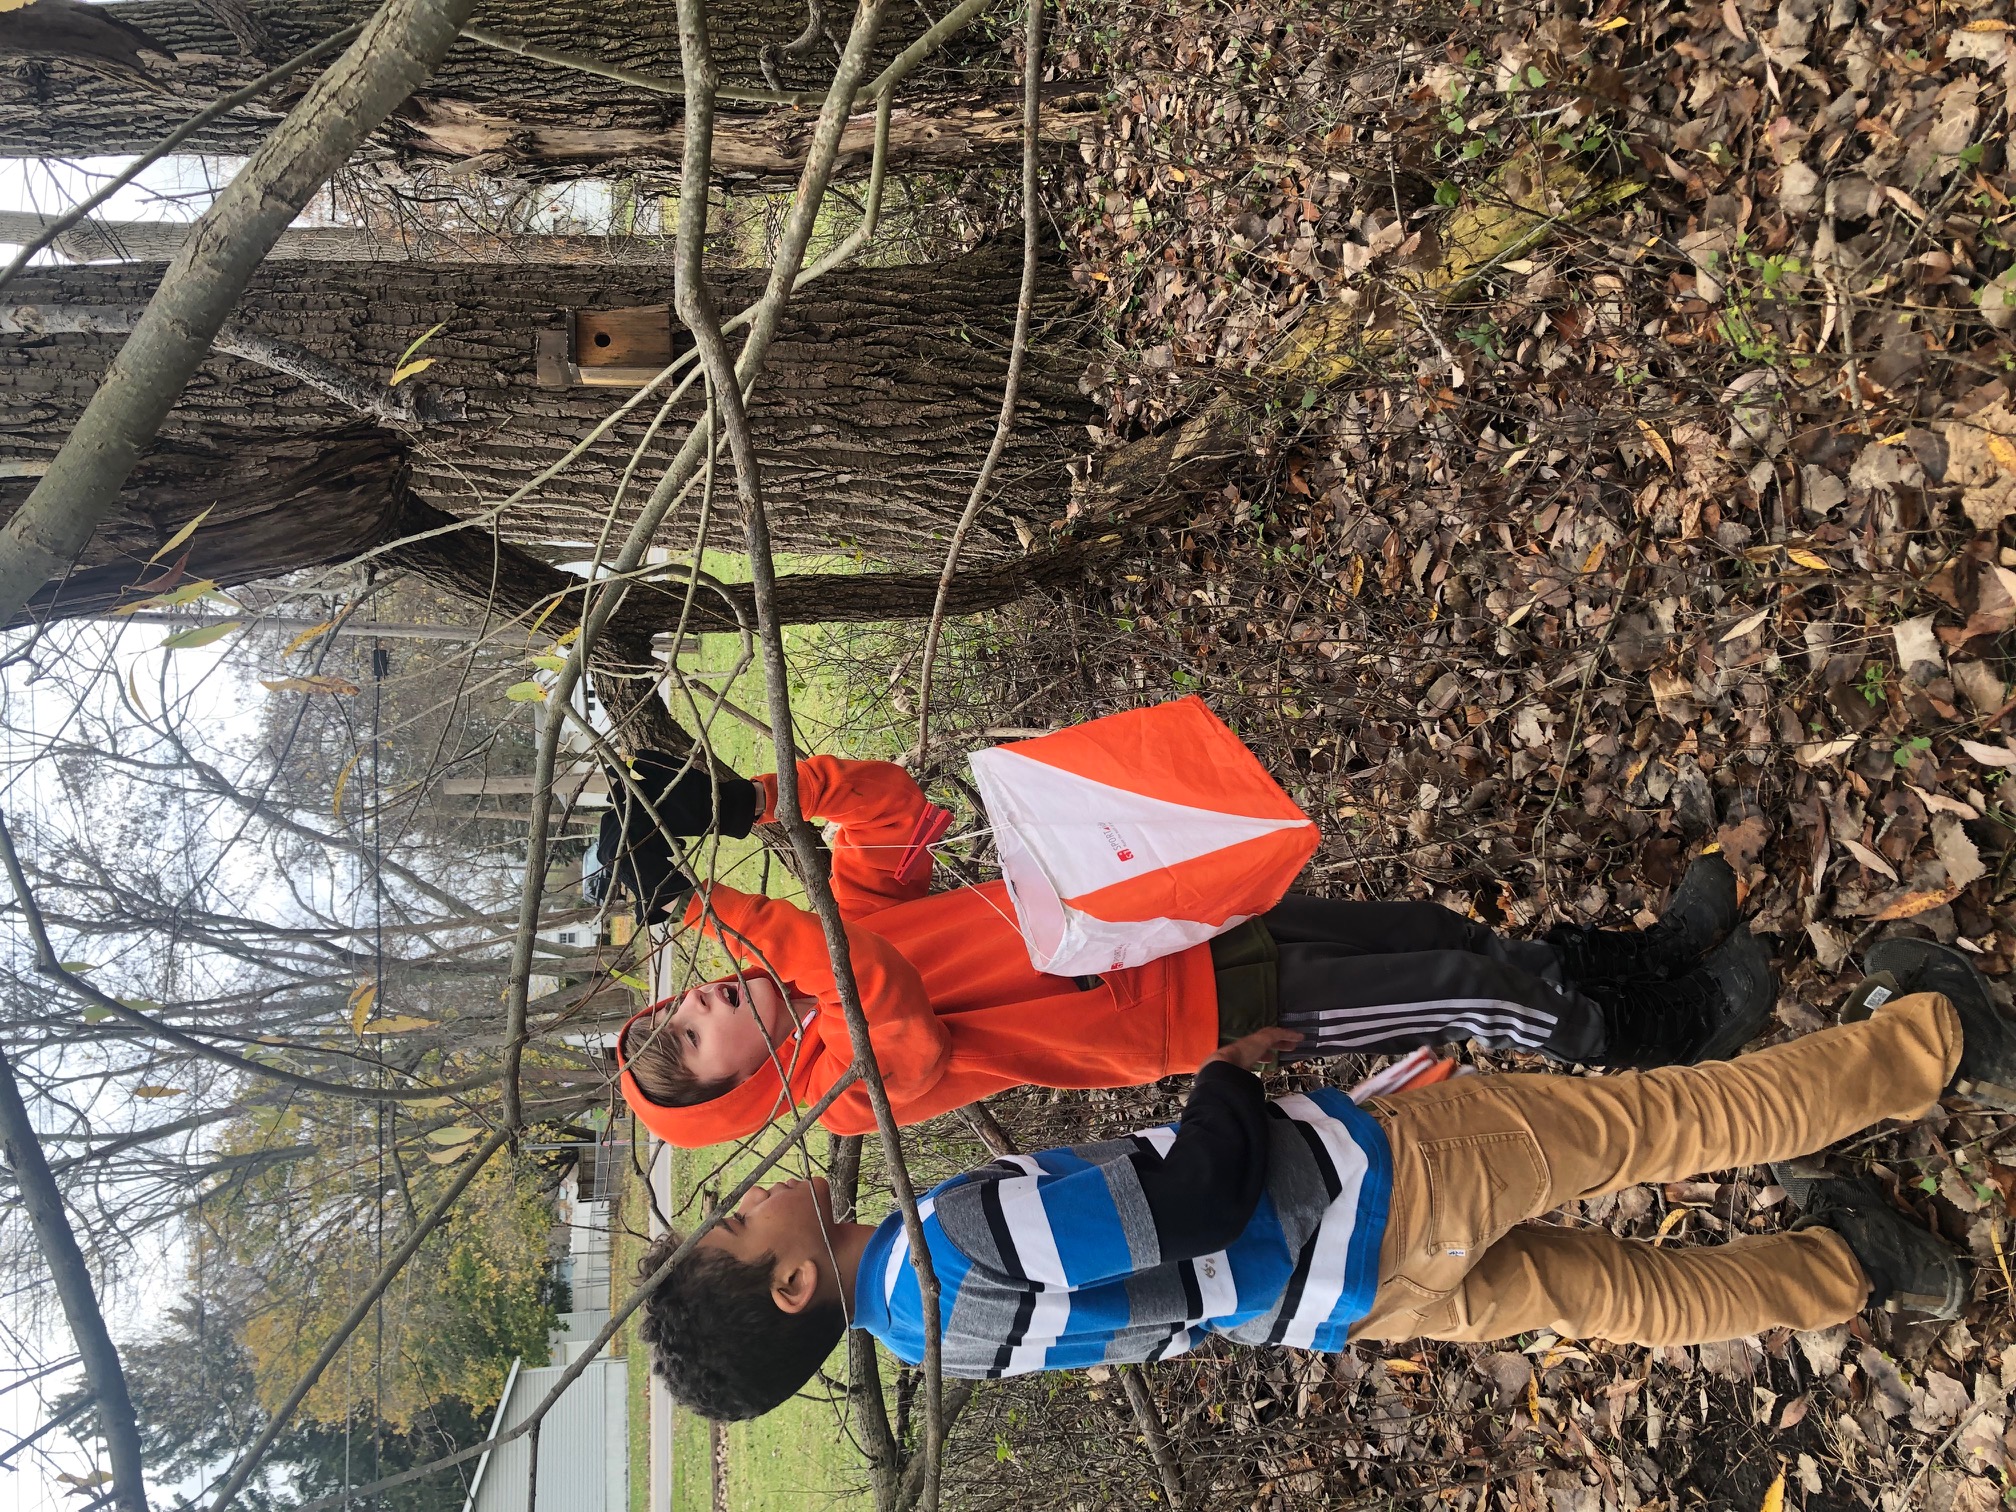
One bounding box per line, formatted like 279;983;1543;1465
1352;991;1962;1346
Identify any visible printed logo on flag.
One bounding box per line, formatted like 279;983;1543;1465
1099;823;1136;863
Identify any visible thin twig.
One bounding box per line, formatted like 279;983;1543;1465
668;4;950;1509
911;0;1044;755
1120;1368;1191;1512
0;810;492;1103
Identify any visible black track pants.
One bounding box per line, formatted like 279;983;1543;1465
1264;894;1606;1063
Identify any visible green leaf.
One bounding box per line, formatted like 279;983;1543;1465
118;997;162;1014
82;1005;112;1023
59;960;97;973
395;320;448;369
161;621;240;650
428;1125;482;1145
1434;180;1460;208
505;680;548;703
1526;65;1546;88
530;654;568;673
610;969;650;993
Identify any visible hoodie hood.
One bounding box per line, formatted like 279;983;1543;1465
615;984;817;1148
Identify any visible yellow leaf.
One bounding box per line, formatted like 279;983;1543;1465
1636;418;1674;470
358;1015;438;1034
610;969;650;992
1872;884;1964;922
425;1147;472;1165
554;626;582;647
348;982;377;1034
283;620;335;656
1759;1471;1785;1512
428;1126;482;1145
1382;1358;1426;1374
1784;548;1830;571
332;749;364;818
504;680;548;702
403;1096;455;1112
1593;13;1630;27
114;578;222;615
261;675;360;696
1987;434;2016;474
133;1085;186;1098
1653;1206;1690;1245
1527;1373;1543;1425
146;505;215;565
389;356;436;387
528;598;562;639
1580;541;1606;574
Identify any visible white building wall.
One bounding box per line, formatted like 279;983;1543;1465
464;1358;627;1512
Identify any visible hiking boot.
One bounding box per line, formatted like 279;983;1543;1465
1546;852;1741;984
1858;937;2016;1113
1773;1163;1971;1320
1593;925;1776;1068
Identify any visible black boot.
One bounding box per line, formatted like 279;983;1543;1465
1773;1163;1971;1319
1547;853;1741;984
1592;926;1776;1068
1858;937;2016;1113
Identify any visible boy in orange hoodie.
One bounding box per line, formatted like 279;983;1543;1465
612;755;1774;1147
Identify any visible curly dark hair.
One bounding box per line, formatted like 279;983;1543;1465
635;1230;847;1421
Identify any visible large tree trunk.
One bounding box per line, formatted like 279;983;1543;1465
0;209;698;263
1;418;1117;753
8;421;1113;633
0;242;1095;562
0;0;1077;183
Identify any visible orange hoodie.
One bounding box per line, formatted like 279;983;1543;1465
617;756;1221;1145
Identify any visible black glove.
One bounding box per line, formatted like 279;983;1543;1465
618;752;761;841
584;755;760;918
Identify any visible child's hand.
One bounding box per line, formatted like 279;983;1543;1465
1204;1027;1302;1074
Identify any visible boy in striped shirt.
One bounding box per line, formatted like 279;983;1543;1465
640;940;1997;1423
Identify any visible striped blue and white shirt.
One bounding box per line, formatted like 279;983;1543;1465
853;1076;1391;1376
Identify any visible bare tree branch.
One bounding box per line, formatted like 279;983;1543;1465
0;810;495;1103
201;1126;514;1512
912;0;1045;755
0;1042;148;1512
669;5;958;1508
0;20;366;297
0;0;477;626
274;1071;861;1512
1121;1368;1191;1512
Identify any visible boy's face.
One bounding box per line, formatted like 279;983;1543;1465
648;974;793;1085
699;1176;846;1303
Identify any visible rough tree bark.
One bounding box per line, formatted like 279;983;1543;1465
0;242;1095;562
0;0;1088;183
0;208;705;263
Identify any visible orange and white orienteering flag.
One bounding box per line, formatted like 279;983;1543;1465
968;697;1319;976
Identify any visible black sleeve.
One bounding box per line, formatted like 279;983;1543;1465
1127;1059;1271;1263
